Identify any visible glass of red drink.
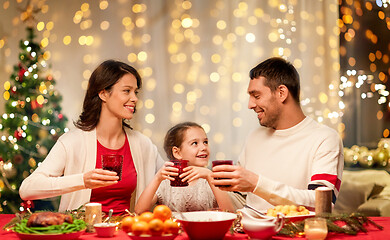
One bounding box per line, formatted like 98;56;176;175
212;160;233;187
170;159;189;187
212;160;233;167
101;154;124;181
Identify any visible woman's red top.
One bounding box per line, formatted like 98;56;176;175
90;135;137;215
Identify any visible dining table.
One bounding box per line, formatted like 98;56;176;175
1;214;389;240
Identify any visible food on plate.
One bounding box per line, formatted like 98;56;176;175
12;211;86;234
27;212;73;227
122;205;180;236
266;205;310;217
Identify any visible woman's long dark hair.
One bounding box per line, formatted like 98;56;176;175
74;60;142;131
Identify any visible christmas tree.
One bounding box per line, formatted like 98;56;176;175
0;27;68;213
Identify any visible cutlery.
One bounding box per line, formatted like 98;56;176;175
244;204;267;217
103;209;113;223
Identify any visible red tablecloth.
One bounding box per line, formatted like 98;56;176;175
1;214;389;239
0;214;247;240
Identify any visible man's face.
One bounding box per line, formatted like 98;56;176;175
247;76;281;129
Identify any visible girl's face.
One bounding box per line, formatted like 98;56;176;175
173;127;210;167
99;73;138;120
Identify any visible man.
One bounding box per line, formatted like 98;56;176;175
211;57;344;210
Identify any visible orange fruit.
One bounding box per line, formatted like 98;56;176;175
163;219;180;234
153;205;172;222
132;221;149;236
133;216;142;222
121;216;134;233
139;211;154;223
148;218;164;236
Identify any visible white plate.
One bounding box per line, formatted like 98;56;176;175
261;210;315;222
239;207;315;222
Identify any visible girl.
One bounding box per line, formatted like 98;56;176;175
135;122;234;213
20;60;164;215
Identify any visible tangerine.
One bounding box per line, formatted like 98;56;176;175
133;216;142;222
163;219;180;234
132;221;149;236
148;218;164;236
121;216;134;233
139;211;154;223
153;205;172;221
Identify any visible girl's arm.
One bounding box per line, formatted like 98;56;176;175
181;166;235;212
134;162;177;214
206;174;235;212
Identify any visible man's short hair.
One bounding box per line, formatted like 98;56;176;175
249;57;300;103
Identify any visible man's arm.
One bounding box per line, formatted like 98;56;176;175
211;136;343;208
211;165;315;207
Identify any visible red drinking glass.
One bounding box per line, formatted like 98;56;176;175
170;159;189;187
212;160;233;187
212;160;233;167
101;154;124;181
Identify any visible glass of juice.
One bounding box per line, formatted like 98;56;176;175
212;160;233;187
304;217;328;240
212;160;233;167
170;159;189;187
101;154;124;181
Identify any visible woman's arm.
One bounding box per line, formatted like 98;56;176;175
19;130;118;200
134;162;177;214
181;166;235;212
19;140;83;200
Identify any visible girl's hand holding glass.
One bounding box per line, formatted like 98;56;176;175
180;166;212;183
157;161;178;182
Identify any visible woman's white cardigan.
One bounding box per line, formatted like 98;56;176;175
19;127;164;212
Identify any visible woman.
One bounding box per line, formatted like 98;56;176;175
19;60;164;214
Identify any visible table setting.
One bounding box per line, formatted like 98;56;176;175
0;154;387;240
1;201;389;240
0;160;388;240
0;204;247;240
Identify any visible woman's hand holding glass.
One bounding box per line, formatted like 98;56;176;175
83;169;120;189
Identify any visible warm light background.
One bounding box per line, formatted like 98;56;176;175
0;0;341;161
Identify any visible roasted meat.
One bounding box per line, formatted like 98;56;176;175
27;212;73;227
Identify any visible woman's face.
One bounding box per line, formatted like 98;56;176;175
100;73;138;120
173;127;210;167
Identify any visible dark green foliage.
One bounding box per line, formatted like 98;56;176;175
278;213;384;237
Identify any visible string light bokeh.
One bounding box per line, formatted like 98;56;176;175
338;0;390;147
1;0;341;160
